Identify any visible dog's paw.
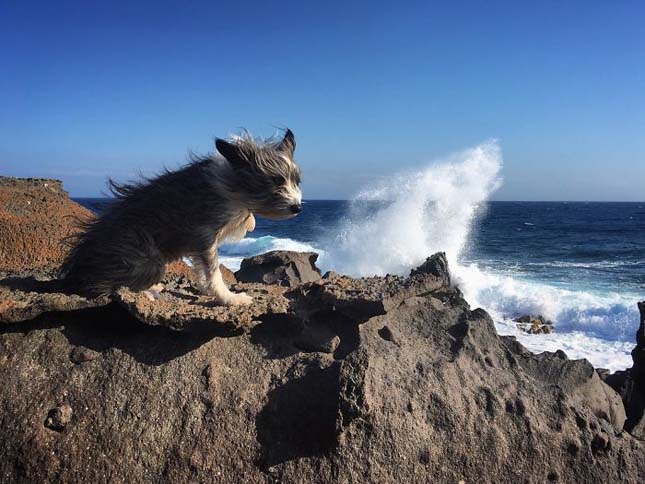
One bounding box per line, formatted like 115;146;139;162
227;292;253;306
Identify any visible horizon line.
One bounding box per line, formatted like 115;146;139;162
70;196;645;204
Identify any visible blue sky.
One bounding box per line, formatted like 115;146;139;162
1;1;644;200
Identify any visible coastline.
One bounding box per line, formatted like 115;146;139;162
1;176;644;482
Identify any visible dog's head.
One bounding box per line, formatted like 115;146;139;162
215;129;302;219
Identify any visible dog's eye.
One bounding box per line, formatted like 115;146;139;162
272;176;285;185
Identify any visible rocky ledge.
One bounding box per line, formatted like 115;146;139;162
0;177;644;483
1;252;645;483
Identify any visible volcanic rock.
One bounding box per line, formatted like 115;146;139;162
235;250;321;286
69;346;100;364
113;281;290;332
606;301;645;440
514;314;553;334
295;323;341;354
1;252;643;483
164;261;236;286
0;276;109;324
0;177;93;275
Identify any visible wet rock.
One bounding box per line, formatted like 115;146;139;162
603;302;645;440
44;404;73;432
514;314;554;334
409;251;451;283
235;250;321;286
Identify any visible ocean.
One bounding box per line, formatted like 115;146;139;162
74;142;645;372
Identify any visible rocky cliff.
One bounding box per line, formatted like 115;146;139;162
0;177;644;483
0;177;93;275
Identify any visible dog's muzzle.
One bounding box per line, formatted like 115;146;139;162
289;204;302;214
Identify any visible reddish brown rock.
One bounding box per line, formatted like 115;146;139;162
0;177;94;274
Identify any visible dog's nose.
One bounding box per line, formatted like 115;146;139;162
290;204;302;214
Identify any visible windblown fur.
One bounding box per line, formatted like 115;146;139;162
60;129;302;303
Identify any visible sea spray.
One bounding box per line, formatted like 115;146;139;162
312;140;638;371
320;140;503;276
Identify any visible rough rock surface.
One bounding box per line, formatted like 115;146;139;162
1;253;644;483
0;276;110;324
235;250;321;286
0;177;93;274
605;301;645;440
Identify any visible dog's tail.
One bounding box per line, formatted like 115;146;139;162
60;224;165;297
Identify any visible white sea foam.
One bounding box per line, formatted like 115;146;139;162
321;140;503;275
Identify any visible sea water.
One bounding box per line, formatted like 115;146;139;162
75;142;645;371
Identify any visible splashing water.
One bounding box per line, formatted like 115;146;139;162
314;140;637;371
321;140;503;276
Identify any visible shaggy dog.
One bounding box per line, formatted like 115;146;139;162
60;129;302;305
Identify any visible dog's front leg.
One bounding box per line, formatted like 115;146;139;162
195;247;252;306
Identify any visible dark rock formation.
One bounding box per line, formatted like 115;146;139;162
605;301;645;440
235;250;321;286
1;252;643;483
514;314;553;334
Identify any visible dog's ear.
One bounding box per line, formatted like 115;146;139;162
216;139;247;168
277;129;295;156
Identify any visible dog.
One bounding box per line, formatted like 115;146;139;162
60;129;302;305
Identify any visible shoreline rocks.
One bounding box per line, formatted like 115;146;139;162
514;314;554;334
1;252;644;482
0;176;643;482
235;250;322;286
604;301;645;440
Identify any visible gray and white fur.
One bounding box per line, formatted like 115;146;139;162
60;129;302;305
